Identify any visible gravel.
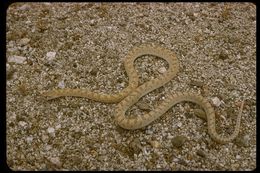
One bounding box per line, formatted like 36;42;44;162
6;2;256;171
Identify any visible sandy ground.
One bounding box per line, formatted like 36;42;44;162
6;2;256;170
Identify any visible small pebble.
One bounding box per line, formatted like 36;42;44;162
184;112;193;118
46;51;56;61
158;67;167;73
129;138;142;154
55;124;61;129
178;158;188;166
41;134;49;142
26;136;33;143
90;67;98;75
19;38;30;46
8;55;27;64
18;121;27;127
197;149;207;158
211;97;222;107
45;145;52;151
19;4;30;10
149;140;161;148
90;19;96;26
47;127;55;134
235;135;250;147
145;129;153;135
58;80;65;89
236;155;241;160
172;135;188;148
176;122;182;128
49;157;61;166
218;52;229;60
189;80;204;87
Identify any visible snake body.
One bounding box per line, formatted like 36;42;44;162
42;44;244;144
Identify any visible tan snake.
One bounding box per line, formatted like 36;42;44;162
42;43;244;144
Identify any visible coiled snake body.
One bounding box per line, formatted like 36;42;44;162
42;44;244;144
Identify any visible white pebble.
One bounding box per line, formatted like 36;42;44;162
158;67;167;74
90;19;95;24
6;63;10;71
58;80;65;89
167;134;174;139
55;124;61;129
26;136;33;143
146;129;153;135
244;134;250;141
173;158;179;162
211;97;222;107
49;157;61;166
156;164;162;169
8;55;27;64
47;127;55;133
177;122;182;128
45;145;52;151
18;121;27;127
236;155;241;160
46;51;56;61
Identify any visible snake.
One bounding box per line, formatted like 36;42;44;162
41;43;244;144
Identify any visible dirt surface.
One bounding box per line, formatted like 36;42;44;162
6;2;256;171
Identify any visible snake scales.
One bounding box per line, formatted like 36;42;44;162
42;43;244;144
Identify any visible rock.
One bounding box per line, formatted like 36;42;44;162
189;80;204;87
58;80;65;89
47;127;55;134
8;55;27;64
45;145;52;151
211;97;222;107
49;157;61;166
7;69;16;80
184;112;193;119
172;135;188;148
236;155;241;160
158;67;167;74
55;124;61;129
90;67;98;75
18;121;27;127
26;136;33;143
176;122;182;128
196;149;207;158
149;140;161;148
19;4;30;10
234;135;250;147
145;129;153;135
41;134;49;142
218;52;229;60
90;19;96;26
19;38;30;46
46;51;56;61
177;158;188;166
129;138;142;154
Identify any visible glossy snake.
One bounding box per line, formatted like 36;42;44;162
42;44;244;144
